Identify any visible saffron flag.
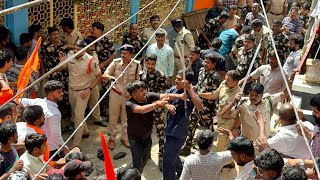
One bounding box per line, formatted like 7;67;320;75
15;37;41;103
99;132;116;180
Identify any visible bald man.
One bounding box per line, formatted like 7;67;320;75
256;103;313;159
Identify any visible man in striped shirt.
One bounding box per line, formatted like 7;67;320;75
6;46;38;98
281;7;302;35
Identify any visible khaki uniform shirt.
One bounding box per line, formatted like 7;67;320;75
142;27;169;45
267;0;288;15
223;15;240;29
63;29;84;45
173;27;195;58
214;81;241;122
230;92;283;141
68;53;100;90
104;58;142;94
252;25;272;50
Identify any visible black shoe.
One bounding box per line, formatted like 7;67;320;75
93;120;108;127
97;149;104;160
179;146;191;156
82;133;90;138
158;159;163;172
62;123;74;133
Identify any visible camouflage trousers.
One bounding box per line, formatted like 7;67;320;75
153;107;166;160
185;107;215;148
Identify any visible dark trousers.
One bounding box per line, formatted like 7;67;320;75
163;135;185;180
129;137;152;173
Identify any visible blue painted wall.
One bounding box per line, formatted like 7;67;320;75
130;0;140;24
4;0;29;46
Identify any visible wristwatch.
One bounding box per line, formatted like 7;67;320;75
299;159;306;170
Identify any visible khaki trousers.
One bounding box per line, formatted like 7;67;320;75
108;90;128;141
69;88;90;147
267;12;283;27
88;86;102;122
216;118;237;152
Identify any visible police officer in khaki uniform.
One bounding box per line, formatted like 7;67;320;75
266;0;288;27
102;44;142;150
68;40;102;148
171;19;195;86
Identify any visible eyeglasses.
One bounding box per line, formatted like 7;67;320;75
249;167;272;178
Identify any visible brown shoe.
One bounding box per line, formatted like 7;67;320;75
121;139;130;148
108;139;116;150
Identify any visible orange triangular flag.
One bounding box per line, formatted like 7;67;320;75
99;132;116;180
15;37;41;103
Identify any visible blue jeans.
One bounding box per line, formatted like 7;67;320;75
163;135;185;180
129;137;152;173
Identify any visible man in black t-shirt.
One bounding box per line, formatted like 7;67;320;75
125;80;186;173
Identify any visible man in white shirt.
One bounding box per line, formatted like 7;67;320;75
256;103;313;160
239;50;286;95
20;80;69;160
283;34;304;79
146;29;174;82
180;130;233;180
227;136;256;180
20;133;51;178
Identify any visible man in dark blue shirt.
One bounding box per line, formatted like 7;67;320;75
205;0;228;22
189;46;203;86
163;70;203;180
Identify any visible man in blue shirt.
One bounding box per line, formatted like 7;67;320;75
219;24;241;57
189;46;203;86
163;70;203;180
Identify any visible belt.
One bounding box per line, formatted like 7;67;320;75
112;87;123;96
174;55;188;58
71;87;89;91
269;11;282;16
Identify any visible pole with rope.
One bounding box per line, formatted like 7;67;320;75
175;39;188;119
32;0;183;178
258;0;320;177
234;38;263;108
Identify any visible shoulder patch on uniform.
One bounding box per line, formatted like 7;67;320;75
94;61;98;69
133;60;141;64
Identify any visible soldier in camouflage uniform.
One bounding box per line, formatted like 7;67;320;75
91;22;116;116
299;2;311;35
235;34;261;94
122;23;146;61
240;0;253;24
139;54;167;168
180;53;222;156
268;20;288;65
196;12;229;50
231;26;252;57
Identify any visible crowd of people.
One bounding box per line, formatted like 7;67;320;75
0;0;319;179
